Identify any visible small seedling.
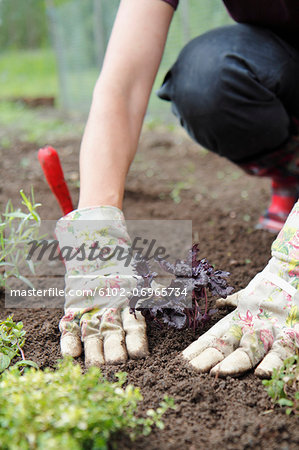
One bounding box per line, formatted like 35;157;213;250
0;315;38;372
170;181;190;204
263;352;298;415
0;188;44;289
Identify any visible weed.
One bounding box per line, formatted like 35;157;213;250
170;181;190;204
263;352;298;415
0;315;38;373
0;189;44;289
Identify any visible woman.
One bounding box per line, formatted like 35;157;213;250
55;0;298;377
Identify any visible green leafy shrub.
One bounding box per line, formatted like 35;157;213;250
0;358;174;449
0;315;38;373
263;353;299;415
0;189;44;288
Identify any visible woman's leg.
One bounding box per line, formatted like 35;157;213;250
158;24;299;230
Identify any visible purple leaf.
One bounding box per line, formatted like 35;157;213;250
129;243;233;331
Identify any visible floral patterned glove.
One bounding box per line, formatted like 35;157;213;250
55;206;148;367
182;201;299;378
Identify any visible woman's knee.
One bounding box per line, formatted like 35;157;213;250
158;28;230;117
158;25;292;161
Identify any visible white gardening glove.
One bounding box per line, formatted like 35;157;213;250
55;206;148;367
182;201;299;378
215;290;243;308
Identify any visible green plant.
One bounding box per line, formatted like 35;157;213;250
170;181;190;204
0;189;44;288
0;358;174;449
0;315;38;373
263;353;299;415
0;101;83;145
0;49;57;98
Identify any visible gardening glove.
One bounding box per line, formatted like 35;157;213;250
216;290;243;308
55;206;148;367
182;201;299;378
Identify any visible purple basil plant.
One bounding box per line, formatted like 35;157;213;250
129;244;234;331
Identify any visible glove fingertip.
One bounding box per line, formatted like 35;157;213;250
84;337;105;368
60;334;82;358
104;334;128;365
210;349;252;377
189;348;224;373
126;333;149;360
254;352;283;379
182;335;215;361
216;297;237;308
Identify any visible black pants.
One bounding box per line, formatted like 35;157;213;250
157;25;299;163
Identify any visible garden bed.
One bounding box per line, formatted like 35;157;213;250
0;120;298;449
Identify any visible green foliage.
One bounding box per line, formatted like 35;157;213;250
0;0;49;49
0;49;57;98
0;101;83;145
263;353;299;415
170;181;190;204
0;189;44;289
0;315;38;373
52;0;73;6
0;358;175;449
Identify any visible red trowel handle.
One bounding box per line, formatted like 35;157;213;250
38;146;74;215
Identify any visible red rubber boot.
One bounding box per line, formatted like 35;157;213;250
239;134;299;233
257;177;298;233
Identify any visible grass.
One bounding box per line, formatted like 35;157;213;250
0;0;233;143
0;48;58;98
0;101;84;145
0;2;233;120
0;48;85;145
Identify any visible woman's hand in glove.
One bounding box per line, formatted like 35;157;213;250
182;201;299;378
55;206;148;367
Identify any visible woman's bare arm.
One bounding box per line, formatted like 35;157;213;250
78;0;174;209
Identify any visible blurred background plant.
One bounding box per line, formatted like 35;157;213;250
0;0;232;118
0;189;44;289
263;352;299;415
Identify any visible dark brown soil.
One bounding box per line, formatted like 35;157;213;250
3;96;55;108
0;118;298;449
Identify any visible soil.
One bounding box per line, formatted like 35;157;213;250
0;117;298;449
5;96;56;108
